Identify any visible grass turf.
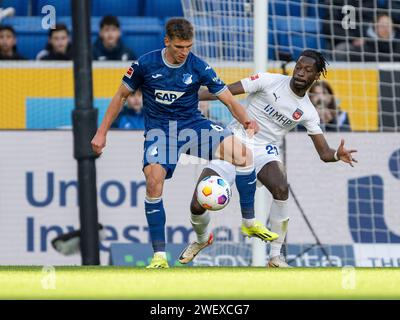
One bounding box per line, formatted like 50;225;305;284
0;266;399;299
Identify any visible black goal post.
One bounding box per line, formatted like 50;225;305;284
71;0;100;265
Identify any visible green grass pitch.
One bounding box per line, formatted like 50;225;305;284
0;266;399;299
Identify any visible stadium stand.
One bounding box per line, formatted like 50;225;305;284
0;0;330;60
144;0;183;19
33;0;72;16
271;16;324;60
91;0;142;17
0;0;30;16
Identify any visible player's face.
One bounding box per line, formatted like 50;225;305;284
0;30;16;54
292;56;320;90
100;25;121;48
164;37;193;64
49;30;69;54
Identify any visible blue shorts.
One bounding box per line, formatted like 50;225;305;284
143;117;232;179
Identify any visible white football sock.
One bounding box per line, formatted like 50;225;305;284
191;212;211;244
154;251;167;259
269;199;289;258
242;218;256;228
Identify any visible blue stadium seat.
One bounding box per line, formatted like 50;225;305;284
144;0;183;19
188;16;275;61
189;16;221;59
2;16;52;59
1;0;29;16
269;0;302;17
122;18;164;57
2;16;43;31
16;31;48;59
92;0;141;17
306;0;327;18
90;17;164;58
271;16;324;59
56;16;72;29
33;0;72;16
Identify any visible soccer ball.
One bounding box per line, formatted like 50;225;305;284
196;175;232;211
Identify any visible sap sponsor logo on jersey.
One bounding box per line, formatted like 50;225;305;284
155;90;185;105
263;104;294;126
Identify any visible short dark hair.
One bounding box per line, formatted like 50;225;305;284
299;50;328;77
49;24;69;37
100;15;120;29
165;18;194;40
0;25;16;36
376;10;391;23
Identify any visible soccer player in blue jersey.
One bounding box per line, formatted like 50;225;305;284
91;18;277;268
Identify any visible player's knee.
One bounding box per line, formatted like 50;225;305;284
271;183;289;200
190;197;206;215
146;176;163;198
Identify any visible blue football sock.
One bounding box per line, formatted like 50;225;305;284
235;169;256;219
145;197;166;252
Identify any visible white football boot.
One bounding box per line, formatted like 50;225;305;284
178;233;213;264
268;255;292;268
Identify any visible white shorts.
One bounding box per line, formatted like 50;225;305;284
207;143;282;186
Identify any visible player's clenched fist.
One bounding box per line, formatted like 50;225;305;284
91;131;106;155
244;119;259;137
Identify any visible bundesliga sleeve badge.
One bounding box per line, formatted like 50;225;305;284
250;74;259;81
125;67;134;78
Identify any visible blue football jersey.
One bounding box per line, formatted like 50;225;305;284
122;49;227;127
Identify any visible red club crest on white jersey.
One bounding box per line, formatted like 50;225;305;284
292;108;304;120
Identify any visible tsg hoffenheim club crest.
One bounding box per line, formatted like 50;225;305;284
182;73;193;85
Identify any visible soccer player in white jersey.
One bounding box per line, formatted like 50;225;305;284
179;50;357;267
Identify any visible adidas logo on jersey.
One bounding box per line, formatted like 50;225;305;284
155;90;185;105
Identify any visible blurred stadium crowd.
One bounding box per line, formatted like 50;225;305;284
0;0;399;61
0;0;398;131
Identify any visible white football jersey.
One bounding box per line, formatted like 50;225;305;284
228;72;323;146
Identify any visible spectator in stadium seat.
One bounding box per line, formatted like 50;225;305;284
308;81;351;132
0;25;25;60
323;0;362;56
36;24;72;60
111;88;144;129
362;13;400;62
326;0;400;61
362;0;400;26
93;15;136;61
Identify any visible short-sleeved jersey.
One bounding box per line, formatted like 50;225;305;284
228;72;322;146
122;49;227;129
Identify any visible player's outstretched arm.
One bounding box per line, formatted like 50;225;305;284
198;81;245;101
91;84;131;155
216;88;259;134
310;134;358;167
